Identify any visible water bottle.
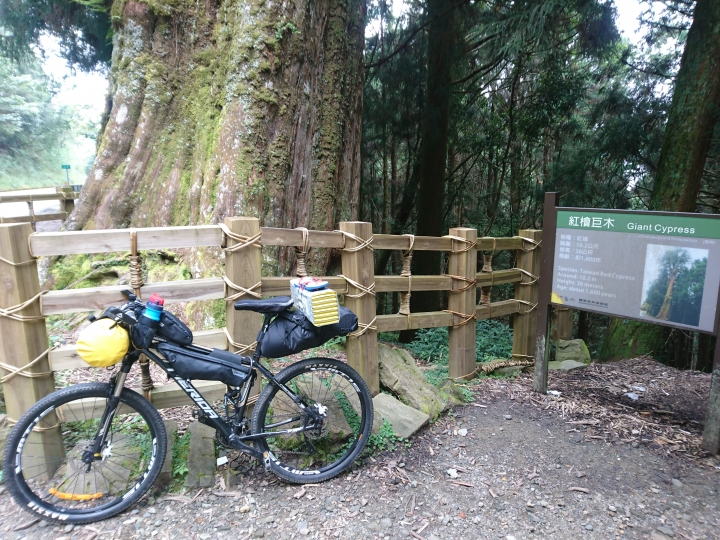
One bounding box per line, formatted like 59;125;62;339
145;293;164;320
139;293;164;329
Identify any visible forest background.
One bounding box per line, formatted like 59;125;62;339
0;0;718;372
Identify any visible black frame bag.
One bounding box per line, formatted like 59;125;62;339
259;307;358;358
157;342;251;386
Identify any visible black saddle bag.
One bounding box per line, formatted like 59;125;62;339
157;342;251;386
259;307;359;358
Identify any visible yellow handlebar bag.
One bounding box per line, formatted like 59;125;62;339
77;319;130;367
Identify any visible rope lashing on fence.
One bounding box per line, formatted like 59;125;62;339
294;227;310;277
514;236;541;251
335;230;374;252
348;316;377;338
129;230;144;298
517;299;538;313
0;344;57;384
479;237;496;307
398;234;415;315
219;223;262;253
442;273;477;292
338;274;375;298
0;290;47;322
442;308;476;327
127;230;154;397
223;275;262;301
139;356;154;401
0;255;36;267
517;268;539;285
445;235;478;253
223;327;257;355
447;357;534;381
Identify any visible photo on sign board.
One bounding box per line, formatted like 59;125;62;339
640;244;708;327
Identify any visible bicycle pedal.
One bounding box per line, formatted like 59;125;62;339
263;452;271;472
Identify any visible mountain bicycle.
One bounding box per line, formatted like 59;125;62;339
2;291;373;524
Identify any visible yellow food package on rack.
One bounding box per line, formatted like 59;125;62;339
290;278;340;326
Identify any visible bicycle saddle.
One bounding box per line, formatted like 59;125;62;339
234;295;294;314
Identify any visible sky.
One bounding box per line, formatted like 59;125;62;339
38;0;646;152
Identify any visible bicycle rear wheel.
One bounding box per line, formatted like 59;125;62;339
2;383;166;524
251;358;373;483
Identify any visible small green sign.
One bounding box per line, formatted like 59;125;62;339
61;164;71;170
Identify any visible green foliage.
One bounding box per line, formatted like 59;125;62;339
365;418;405;454
405;320;513;365
172;431;191;480
274;20;300;41
423;365;449;386
0;0;113;70
0;54;97;189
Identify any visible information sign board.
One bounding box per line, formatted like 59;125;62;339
551;209;720;333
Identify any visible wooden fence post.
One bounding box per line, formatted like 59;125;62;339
551;307;574;342
339;221;379;395
701;279;720;454
0;223;64;478
447;227;478;380
512;229;542;365
56;186;75;215
224;217;262;394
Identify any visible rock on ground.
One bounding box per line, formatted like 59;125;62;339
185;420;217;488
373;392;430;438
548;360;590;372
378;344;447;419
556;339;591;363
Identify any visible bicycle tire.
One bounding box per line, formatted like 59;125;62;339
2;383;166;524
251;357;373;483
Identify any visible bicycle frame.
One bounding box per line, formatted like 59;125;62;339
108;312;320;462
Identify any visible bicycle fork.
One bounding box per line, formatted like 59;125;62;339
82;361;132;469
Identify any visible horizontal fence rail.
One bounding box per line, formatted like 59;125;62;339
0;191;79;204
40;269;524;315
1;218;541;453
29;225;528;256
0;188;79;226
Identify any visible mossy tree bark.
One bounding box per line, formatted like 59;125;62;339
68;0;365;276
649;0;720;212
602;0;720;364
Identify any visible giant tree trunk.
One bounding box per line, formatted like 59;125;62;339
649;0;720;212
68;0;365;276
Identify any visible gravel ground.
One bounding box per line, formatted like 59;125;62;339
2;377;720;540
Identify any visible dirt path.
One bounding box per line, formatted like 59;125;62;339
2;374;719;540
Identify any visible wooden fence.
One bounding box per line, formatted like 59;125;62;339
0;218;541;435
0;187;78;226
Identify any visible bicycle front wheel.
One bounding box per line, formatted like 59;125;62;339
2;383;166;524
252;358;373;483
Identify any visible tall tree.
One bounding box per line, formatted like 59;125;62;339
412;0;461;313
649;0;720;211
603;0;719;364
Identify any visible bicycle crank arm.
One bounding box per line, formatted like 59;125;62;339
236;424;319;441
